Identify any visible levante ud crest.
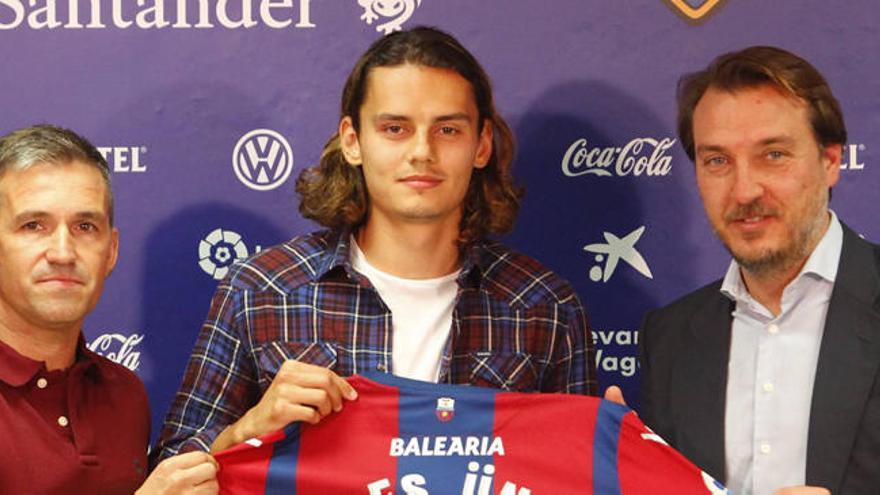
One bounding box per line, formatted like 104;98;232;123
664;0;725;20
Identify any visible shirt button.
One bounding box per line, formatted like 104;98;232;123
760;443;771;455
36;378;48;389
767;324;780;334
57;416;69;427
762;382;774;393
376;363;387;372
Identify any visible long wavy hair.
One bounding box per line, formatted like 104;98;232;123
296;26;522;245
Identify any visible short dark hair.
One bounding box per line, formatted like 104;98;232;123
296;26;522;244
0;124;114;225
677;46;847;161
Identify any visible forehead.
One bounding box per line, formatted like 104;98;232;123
0;160;110;215
360;64;478;116
692;85;814;146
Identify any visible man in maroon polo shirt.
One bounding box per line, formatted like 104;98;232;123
0;125;217;494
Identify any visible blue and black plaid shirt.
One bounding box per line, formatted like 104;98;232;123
154;229;596;461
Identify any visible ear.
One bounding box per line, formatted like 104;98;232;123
339;116;363;166
106;227;119;276
821;143;842;188
474;119;493;169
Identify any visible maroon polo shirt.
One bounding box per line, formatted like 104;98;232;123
0;338;149;494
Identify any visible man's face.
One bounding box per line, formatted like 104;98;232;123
692;85;841;274
339;64;493;230
0;160;118;332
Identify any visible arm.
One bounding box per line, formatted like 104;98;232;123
153;281;358;461
209;360;356;453
152;282;261;462
548;295;598;395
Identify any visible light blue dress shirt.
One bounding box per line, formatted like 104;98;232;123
720;212;842;495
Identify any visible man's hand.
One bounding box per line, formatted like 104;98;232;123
603;385;627;406
773;486;831;495
211;360;358;452
136;452;218;495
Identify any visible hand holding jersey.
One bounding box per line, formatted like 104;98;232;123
137;451;219;495
210;360;358;453
773;487;831;495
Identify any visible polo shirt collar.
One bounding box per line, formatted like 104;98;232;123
0;335;98;387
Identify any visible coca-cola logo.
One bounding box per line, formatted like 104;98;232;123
562;137;676;178
87;333;144;371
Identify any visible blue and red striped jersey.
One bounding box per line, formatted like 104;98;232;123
215;373;728;494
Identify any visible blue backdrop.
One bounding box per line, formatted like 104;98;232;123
1;0;876;443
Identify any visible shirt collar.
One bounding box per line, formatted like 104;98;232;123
314;228;485;289
0;335;98;387
0;338;43;387
721;210;843;302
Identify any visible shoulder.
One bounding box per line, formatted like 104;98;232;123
84;349;148;400
223;230;340;293
475;241;581;310
640;279;726;349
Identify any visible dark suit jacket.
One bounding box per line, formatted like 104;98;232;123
639;224;880;494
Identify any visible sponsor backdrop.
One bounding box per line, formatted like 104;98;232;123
1;0;876;442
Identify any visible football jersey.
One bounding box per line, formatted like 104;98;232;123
215;373;728;494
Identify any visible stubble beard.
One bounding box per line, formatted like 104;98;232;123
718;191;830;279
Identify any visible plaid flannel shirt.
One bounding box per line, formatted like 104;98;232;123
153;229;596;461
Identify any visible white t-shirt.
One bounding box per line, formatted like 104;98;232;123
350;237;460;382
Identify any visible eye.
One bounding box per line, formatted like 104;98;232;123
76;222;98;233
21;221;42;231
766;150;786;161
703;155;728;167
438;126;459;136
382;124;405;136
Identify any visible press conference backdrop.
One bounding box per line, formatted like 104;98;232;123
1;0;876;442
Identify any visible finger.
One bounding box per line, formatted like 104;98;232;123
333;373;358;401
286;386;335;417
174;458;219;487
158;451;216;471
603;385;627;406
280;365;352;411
193;479;220;495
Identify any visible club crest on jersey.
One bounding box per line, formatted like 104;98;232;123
436;397;455;422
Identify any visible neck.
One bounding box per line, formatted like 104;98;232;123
0;312;80;371
357;216;463;279
740;265;803;316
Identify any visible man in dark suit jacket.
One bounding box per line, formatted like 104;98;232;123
639;47;880;495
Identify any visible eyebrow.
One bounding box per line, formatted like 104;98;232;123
13;210;108;223
373;112;473;124
695;135;798;155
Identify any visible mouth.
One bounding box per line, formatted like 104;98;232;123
398;175;443;190
36;277;84;287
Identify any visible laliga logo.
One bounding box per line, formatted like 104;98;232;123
88;333;144;371
664;0;726;21
232;129;294;191
199;228;255;280
583;226;653;283
562;137;675;178
358;0;421;34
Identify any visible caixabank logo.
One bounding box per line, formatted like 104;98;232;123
663;0;727;22
0;0;423;31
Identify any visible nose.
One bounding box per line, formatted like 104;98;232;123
45;228;76;265
730;162;764;205
407;129;435;166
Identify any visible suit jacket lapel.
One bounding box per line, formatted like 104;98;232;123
807;225;880;489
677;290;733;481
